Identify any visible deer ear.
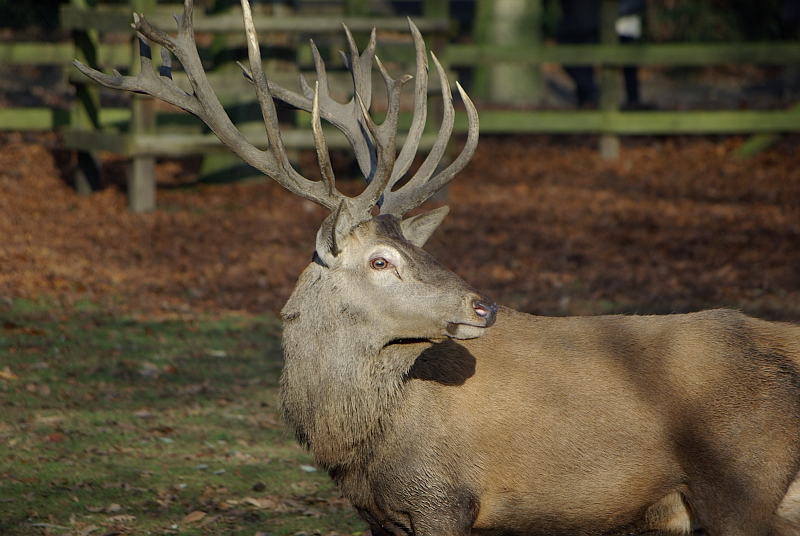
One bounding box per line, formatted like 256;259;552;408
316;201;355;264
401;206;450;247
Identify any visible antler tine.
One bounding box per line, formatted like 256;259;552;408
379;51;452;215
387;18;429;189
342;25;376;115
238;0;342;209
311;82;336;196
379;50;479;217
74;14;201;118
263;28;379;184
355;56;413;211
312;33;377;180
381;76;479;217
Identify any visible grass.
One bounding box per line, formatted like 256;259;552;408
0;299;368;536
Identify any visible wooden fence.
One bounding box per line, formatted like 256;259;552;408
448;0;800;158
0;0;798;210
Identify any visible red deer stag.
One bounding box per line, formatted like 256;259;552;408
75;1;800;534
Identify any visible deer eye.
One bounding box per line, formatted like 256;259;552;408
370;257;391;270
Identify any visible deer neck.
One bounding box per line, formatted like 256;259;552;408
279;263;428;469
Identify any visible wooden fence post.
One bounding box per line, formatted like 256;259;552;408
598;0;620;159
129;96;156;212
473;0;544;105
71;0;102;194
128;0;157;212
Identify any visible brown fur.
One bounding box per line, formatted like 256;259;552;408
280;215;800;536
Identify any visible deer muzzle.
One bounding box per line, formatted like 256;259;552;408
445;296;498;340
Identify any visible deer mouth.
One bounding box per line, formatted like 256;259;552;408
445;321;492;340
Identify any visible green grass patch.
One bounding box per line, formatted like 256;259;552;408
0;300;367;536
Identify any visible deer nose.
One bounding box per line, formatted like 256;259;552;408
473;299;498;327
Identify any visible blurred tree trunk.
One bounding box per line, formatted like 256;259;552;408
474;0;544;105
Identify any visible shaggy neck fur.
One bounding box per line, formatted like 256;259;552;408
279;262;430;469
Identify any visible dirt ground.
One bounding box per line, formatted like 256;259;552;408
0;130;799;322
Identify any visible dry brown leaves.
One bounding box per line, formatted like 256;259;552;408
438;134;800;318
1;132;799;320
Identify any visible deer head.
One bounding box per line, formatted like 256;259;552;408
74;0;496;342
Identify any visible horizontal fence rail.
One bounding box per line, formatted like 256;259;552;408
457;109;800;136
0;42;126;65
443;42;800;67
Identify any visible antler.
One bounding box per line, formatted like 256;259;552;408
73;0;479;223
